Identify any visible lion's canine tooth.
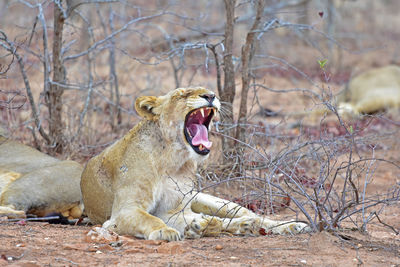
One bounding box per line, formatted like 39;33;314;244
200;108;205;118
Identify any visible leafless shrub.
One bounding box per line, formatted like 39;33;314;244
200;74;400;235
0;51;26;110
1;0;399;236
0;89;26;110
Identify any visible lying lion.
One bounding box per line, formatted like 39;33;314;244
0;131;83;219
81;87;310;241
336;65;400;116
278;65;400;122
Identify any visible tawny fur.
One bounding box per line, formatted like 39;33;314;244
285;65;400;122
0;134;83;219
81;87;310;241
337;65;400;116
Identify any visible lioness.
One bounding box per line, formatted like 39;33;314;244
337;65;400;116
81;87;310;241
0;131;83;219
277;65;400;122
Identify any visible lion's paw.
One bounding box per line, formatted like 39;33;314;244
270;221;311;235
0;206;26;219
184;218;203;239
184;215;223;239
223;216;259;235
149;226;182;241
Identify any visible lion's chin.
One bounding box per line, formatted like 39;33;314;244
184;107;216;156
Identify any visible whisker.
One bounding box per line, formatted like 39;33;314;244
219;101;233;107
217;102;233;120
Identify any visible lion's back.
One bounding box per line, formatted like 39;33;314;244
347;65;400;104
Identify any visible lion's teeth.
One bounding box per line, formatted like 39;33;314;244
200;108;205;118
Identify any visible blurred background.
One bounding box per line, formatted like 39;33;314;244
1;0;399;157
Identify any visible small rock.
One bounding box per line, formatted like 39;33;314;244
215;244;223;250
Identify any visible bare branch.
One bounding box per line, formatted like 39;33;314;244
0;30;51;144
236;0;265;142
64;12;166;61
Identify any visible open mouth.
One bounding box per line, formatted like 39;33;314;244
184;107;216;155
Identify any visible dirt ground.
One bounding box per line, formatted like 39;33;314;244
0;215;399;267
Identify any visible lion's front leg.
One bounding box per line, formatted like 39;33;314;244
104;207;182;241
258;217;311;235
190;192;311;236
191;192;254;218
220;216;310;235
183;214;310;238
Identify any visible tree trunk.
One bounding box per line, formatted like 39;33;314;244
48;1;66;153
236;0;264;143
108;6;122;128
220;0;237;157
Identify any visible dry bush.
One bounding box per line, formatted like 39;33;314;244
200;76;400;235
1;0;399;236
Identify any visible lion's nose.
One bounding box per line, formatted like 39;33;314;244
200;94;215;104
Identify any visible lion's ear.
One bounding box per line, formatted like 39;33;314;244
135;96;162;120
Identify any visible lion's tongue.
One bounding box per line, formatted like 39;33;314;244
188;124;212;149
